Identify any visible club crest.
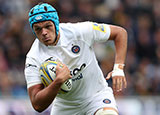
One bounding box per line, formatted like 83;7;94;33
103;99;111;104
71;45;80;54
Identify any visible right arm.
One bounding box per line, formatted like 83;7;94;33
28;63;72;112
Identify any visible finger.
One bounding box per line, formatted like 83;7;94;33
57;62;64;68
116;77;120;92
118;77;123;92
113;77;123;92
123;77;127;89
106;72;112;80
69;75;72;79
57;62;60;66
112;77;116;91
56;63;62;74
56;62;60;69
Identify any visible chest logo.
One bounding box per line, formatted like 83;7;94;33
103;99;111;104
71;45;80;54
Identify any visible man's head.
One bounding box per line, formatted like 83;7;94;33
28;3;60;45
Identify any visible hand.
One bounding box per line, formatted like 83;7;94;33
55;63;72;83
106;71;127;92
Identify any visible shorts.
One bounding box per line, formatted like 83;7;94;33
50;87;118;115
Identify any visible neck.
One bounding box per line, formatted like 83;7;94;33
52;32;60;46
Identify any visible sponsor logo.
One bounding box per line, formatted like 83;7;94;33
103;99;111;104
71;63;86;81
72;73;83;81
25;63;37;68
35;15;43;20
71;45;80;54
92;23;106;33
70;63;86;76
45;57;56;62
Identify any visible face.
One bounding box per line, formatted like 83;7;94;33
33;21;57;46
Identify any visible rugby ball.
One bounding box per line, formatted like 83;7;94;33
39;60;72;93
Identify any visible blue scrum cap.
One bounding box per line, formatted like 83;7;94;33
28;3;59;36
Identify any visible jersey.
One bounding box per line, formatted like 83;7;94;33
24;21;111;106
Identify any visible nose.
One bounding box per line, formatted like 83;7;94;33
42;28;47;36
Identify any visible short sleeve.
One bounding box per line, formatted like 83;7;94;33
91;22;111;42
24;57;41;88
71;21;111;47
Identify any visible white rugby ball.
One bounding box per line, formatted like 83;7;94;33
39;60;72;93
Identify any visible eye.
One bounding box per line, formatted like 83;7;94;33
34;27;41;32
45;25;52;29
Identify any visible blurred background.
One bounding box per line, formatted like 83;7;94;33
0;0;160;115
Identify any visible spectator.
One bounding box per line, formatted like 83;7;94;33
0;0;160;97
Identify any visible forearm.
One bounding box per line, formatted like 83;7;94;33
29;63;72;112
29;79;63;112
109;25;128;64
114;28;127;64
106;25;128;92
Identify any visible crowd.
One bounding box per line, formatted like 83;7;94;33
0;0;160;97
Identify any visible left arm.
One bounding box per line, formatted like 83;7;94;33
106;25;128;92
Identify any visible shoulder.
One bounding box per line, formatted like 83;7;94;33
59;21;93;32
25;39;45;69
26;39;43;58
59;21;93;38
60;21;92;26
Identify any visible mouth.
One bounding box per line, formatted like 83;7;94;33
43;37;50;42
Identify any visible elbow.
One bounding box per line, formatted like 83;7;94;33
35;109;44;113
109;25;128;41
33;104;45;113
116;26;128;42
121;27;128;39
118;26;128;38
